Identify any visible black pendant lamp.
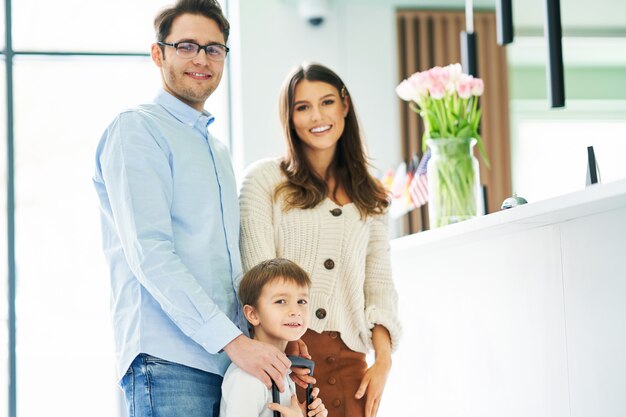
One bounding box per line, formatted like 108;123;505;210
460;0;478;76
544;0;565;108
496;0;514;45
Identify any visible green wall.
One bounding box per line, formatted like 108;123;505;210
510;66;626;100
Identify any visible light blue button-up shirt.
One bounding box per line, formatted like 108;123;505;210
93;90;246;380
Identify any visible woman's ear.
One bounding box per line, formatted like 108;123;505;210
151;43;163;67
243;304;260;326
342;96;350;118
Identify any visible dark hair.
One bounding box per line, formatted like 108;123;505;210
277;63;390;218
239;258;311;308
154;0;230;43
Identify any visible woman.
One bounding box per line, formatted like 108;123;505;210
239;63;400;417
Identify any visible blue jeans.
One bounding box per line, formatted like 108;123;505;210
120;354;223;417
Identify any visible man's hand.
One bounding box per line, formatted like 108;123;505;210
223;334;291;391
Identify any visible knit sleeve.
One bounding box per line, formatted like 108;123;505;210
240;160;279;273
364;212;402;351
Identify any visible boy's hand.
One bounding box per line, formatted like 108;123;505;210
267;395;304;417
286;339;316;389
267;389;328;417
302;387;328;417
224;335;290;391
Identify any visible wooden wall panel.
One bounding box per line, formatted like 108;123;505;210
396;10;512;234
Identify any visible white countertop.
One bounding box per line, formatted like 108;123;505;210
391;178;626;254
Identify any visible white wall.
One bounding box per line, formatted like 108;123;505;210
230;0;403;178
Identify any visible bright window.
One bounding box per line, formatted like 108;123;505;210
12;0;167;52
3;1;232;416
13;56;158;417
510;101;626;203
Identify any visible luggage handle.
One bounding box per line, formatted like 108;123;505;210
272;355;315;417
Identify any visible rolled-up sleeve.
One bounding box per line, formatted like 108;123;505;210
364;212;402;351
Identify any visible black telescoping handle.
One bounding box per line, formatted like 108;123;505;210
271;356;315;417
271;381;281;417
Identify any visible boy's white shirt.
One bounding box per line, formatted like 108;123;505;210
219;362;297;417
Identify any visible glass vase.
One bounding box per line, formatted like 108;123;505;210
426;138;482;228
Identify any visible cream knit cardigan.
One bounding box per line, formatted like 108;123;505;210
239;158;401;354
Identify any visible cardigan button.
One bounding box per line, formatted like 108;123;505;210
328;377;337;385
332;399;342;408
329;331;338;339
330;208;342;216
315;308;327;319
323;259;335;270
326;355;336;364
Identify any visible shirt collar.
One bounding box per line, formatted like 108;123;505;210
154;89;215;130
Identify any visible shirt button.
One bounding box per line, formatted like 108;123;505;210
323;259;335;270
332;399;342;408
315;308;327;319
326;356;336;364
330;208;342;217
328;377;337;385
329;331;338;339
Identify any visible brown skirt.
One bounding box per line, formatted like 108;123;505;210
298;329;367;417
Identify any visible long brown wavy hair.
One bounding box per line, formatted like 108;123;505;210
276;63;390;218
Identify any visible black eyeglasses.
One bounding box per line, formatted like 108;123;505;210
158;41;230;61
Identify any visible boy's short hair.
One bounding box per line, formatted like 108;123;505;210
239;258;311;308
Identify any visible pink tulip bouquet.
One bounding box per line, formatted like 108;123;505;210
397;63;488;227
396;63;488;164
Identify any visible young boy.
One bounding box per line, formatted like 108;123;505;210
219;258;328;417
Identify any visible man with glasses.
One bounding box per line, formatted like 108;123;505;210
93;1;295;416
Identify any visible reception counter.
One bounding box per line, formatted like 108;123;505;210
380;179;626;417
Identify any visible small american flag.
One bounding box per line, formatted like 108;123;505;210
409;149;430;207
